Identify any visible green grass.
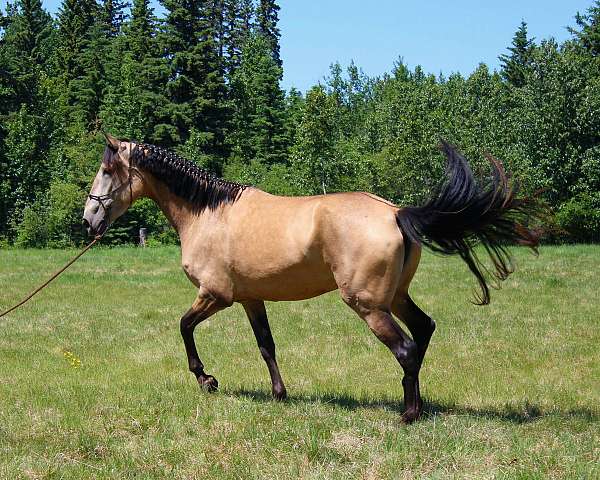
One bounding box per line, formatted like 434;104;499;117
0;245;598;479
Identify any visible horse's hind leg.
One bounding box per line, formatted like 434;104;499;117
242;300;287;400
180;288;229;391
365;309;421;423
391;294;436;414
344;292;422;423
392;294;436;366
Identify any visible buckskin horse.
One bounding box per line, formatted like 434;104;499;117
83;134;542;423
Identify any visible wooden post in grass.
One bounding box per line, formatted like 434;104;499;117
139;228;147;247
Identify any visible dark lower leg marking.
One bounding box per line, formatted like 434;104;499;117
361;309;423;423
393;295;436;366
180;294;225;392
243;301;287;400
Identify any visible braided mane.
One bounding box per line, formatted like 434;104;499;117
131;143;248;211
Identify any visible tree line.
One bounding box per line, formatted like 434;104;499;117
1;0;599;247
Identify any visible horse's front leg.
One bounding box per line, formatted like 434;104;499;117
242;300;287;400
180;287;229;391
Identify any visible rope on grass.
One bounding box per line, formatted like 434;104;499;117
0;236;102;318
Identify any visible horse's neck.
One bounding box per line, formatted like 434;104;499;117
144;175;202;238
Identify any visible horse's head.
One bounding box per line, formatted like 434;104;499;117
83;133;143;237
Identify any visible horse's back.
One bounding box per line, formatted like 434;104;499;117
233;189;403;258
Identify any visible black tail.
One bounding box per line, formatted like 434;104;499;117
396;140;545;305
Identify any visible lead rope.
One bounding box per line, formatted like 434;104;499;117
1;157;139;318
0;235;102;318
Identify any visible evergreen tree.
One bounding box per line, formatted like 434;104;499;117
211;0;225;61
256;0;281;67
159;0;228;161
191;1;229;163
56;0;97;83
223;0;253;78
101;0;130;38
229;33;287;164
6;0;52;64
0;0;53;233
102;0;170;142
569;1;600;55
499;21;535;87
57;0;103;127
284;87;304;148
0;0;52;107
240;0;253;32
70;19;111;127
127;0;154;57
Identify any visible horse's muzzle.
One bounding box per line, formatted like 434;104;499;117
82;218;92;237
82;218;107;238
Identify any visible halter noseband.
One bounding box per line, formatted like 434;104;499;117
88;163;140;219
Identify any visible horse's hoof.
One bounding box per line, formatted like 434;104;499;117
198;375;218;392
272;387;287;401
401;409;421;424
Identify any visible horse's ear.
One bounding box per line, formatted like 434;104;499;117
102;146;116;172
103;131;120;151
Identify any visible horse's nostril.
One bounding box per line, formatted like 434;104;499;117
82;218;95;237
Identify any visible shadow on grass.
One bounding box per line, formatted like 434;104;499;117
224;387;598;424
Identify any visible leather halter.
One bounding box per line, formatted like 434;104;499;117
88;163;141;219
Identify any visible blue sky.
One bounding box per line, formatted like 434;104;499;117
2;0;594;91
278;0;592;91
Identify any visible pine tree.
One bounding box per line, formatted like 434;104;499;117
70;19;110;127
569;0;600;55
192;0;229;163
157;0;195;144
101;0;130;38
100;0;130;96
56;0;107;129
102;0;170;142
127;0;154;57
230;33;286;164
159;0;228;160
56;0;97;83
0;0;53;232
223;0;241;77
499;21;535;87
256;0;281;67
0;0;52;106
229;2;286;164
240;0;253;32
211;0;225;61
7;0;52;64
223;0;253;78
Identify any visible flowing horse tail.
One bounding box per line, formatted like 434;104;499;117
396;140;545;305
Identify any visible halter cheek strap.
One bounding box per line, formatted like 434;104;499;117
88;165;140;220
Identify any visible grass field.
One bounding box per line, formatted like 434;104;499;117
0;245;598;479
